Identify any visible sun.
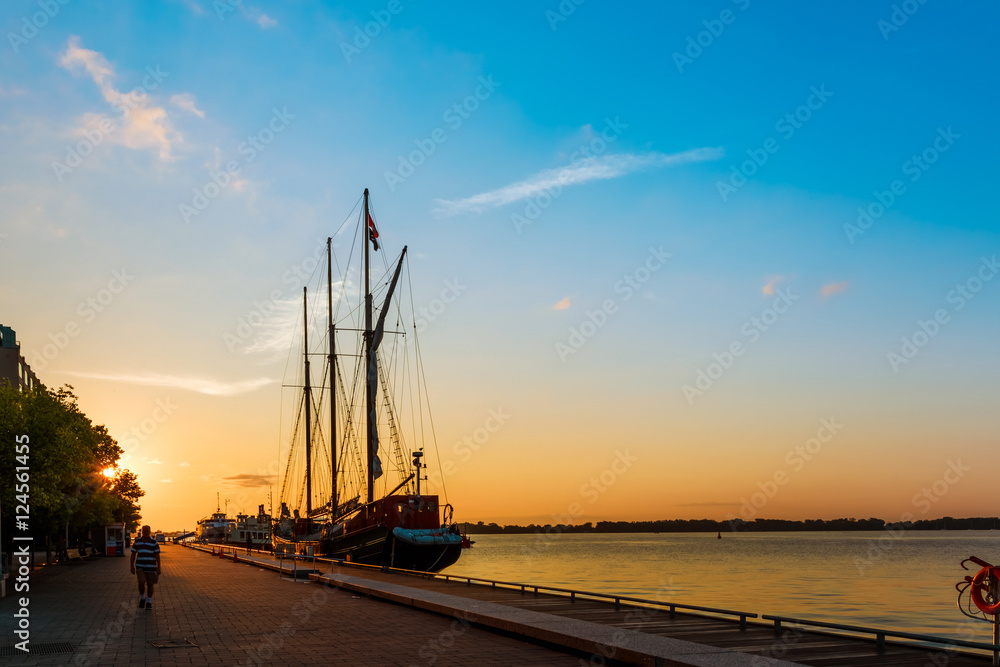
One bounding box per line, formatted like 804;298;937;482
102;467;116;479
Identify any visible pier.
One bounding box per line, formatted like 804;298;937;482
1;543;996;666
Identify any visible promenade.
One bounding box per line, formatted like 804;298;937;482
0;545;581;666
3;544;995;666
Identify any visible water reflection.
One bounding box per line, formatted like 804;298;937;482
446;531;1000;642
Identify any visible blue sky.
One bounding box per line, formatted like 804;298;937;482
1;1;998;529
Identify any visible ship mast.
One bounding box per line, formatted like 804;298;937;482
303;286;313;519
327;237;337;516
363;188;374;505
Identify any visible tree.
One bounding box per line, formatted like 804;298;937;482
1;383;143;561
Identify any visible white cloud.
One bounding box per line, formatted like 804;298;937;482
553;296;571;311
160;478;174;483
179;461;190;467
59;36;182;161
149;459;163;465
170;93;205;118
257;13;278;28
434;148;723;216
62;370;273;396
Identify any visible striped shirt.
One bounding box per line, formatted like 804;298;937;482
131;537;160;569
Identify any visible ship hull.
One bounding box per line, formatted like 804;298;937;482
195;526;228;543
320;525;461;572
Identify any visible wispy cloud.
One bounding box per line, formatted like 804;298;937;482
223;473;273;488
170;93;205;118
257;13;278;28
59;36;182;160
148;459;163;465
762;276;784;296
434;148;723;216
63;371;273;396
160;478;173;483
0;82;26;97
179;461;190;467
820;281;849;298
552;296;571;311
237;281;348;360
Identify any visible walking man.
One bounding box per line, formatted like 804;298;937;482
246;533;253;555
130;525;161;610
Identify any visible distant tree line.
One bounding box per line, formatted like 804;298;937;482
461;516;1000;534
1;383;144;566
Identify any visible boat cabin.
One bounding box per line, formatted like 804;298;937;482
349;494;442;532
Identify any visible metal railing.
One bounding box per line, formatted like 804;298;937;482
763;614;1000;657
313;556;758;628
184;543;997;659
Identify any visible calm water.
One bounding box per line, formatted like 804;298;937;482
445;531;1000;644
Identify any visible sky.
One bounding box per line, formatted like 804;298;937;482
1;1;998;532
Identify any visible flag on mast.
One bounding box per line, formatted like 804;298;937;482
367;213;380;251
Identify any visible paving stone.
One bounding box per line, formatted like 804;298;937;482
0;545;583;666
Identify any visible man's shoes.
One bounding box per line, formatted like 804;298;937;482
138;597;146;609
145;601;152;611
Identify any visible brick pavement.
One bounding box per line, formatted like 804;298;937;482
0;545;584;666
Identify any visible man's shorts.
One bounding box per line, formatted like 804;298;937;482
136;568;159;585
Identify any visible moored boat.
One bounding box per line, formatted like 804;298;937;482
273;188;461;571
226;504;273;549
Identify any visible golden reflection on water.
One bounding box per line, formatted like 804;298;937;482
446;531;1000;642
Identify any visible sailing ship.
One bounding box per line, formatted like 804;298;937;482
273;188;462;572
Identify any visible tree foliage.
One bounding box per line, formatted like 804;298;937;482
1;383;145;552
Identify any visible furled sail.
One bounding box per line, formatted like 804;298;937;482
367;246;408;482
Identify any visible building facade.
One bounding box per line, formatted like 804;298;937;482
0;325;39;391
